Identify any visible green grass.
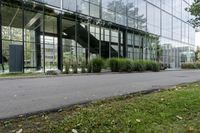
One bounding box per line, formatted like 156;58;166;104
0;72;42;78
1;82;200;133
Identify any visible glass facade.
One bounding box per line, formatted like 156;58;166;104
0;0;195;72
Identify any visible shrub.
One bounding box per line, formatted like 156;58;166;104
143;60;152;71
181;63;196;69
125;59;134;73
132;60;146;72
108;58;162;72
151;62;161;72
87;62;92;73
118;59;127;72
195;62;200;69
72;62;78;73
143;60;161;72
118;59;133;72
90;58;104;73
109;58;119;72
64;62;70;74
81;62;87;73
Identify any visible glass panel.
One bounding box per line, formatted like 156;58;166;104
162;12;172;38
24;1;44;71
1;1;23;72
147;3;160;35
44;0;61;8
147;0;160;7
43;13;58;70
161;0;172;14
90;3;100;18
102;8;115;23
63;0;76;11
173;17;181;41
173;0;182;19
77;0;89;15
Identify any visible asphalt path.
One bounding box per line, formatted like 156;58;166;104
0;70;200;119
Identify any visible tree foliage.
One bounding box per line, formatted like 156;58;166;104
187;0;200;28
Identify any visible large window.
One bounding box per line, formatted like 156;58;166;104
162;12;172;38
182;22;189;43
173;17;182;41
182;1;189;22
43;0;61;8
43;12;58;70
90;3;100;18
189;25;195;45
147;3;160;35
23;1;44;71
63;0;76;11
1;1;23;72
137;0;147;31
173;0;182;19
77;0;89;15
161;0;172;14
147;0;160;7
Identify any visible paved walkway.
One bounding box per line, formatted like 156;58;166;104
1;70;200;120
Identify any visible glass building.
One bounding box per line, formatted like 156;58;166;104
0;0;195;72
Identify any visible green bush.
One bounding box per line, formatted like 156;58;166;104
195;62;200;69
108;58;162;73
64;62;70;74
143;60;152;71
143;60;161;72
151;62;161;72
72;62;78;73
87;62;92;73
181;63;196;69
118;59;133;72
132;60;146;72
109;58;119;72
90;58;104;73
81;62;87;73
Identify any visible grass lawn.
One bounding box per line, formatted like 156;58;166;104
1;82;200;133
0;72;42;78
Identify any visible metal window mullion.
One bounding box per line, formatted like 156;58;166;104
118;28;120;58
22;1;25;73
109;25;111;58
88;20;90;61
133;31;135;60
99;24;101;56
75;15;78;62
99;0;102;19
43;6;45;73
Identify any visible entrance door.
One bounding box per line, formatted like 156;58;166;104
9;44;23;72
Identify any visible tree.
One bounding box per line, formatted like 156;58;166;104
195;47;200;62
187;0;200;28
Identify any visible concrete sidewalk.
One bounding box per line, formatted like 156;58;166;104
0;70;200;120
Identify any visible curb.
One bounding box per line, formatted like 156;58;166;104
0;70;169;81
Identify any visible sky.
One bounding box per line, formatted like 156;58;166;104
196;32;200;47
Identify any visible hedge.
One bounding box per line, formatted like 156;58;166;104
108;58;161;72
181;63;200;69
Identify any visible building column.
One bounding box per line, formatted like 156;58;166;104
123;29;127;58
57;14;63;71
35;20;41;70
